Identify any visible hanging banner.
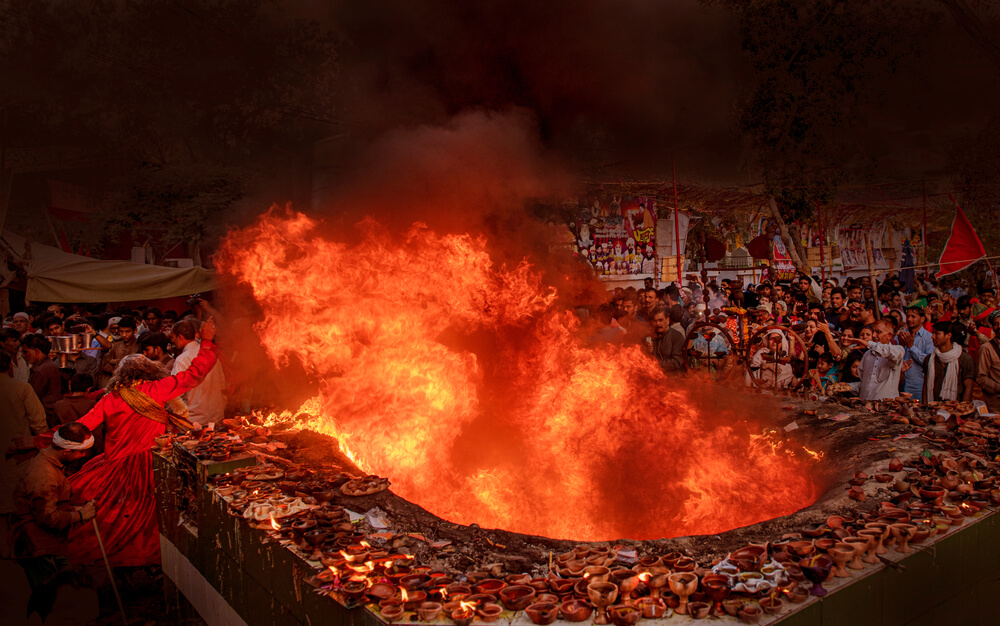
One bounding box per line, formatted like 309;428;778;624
838;227;888;270
574;196;657;279
772;235;796;281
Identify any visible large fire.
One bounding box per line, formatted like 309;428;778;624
218;208;822;541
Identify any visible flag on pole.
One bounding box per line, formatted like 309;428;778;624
936;198;986;279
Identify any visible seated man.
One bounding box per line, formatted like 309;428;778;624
923;321;975;403
11;423;97;590
750;330;794;388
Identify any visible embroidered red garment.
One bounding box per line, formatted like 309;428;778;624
66;340;219;567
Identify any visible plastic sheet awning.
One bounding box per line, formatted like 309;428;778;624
2;232;215;303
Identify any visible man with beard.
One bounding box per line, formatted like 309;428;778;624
100;315;138;388
844;319;905;402
923;322;975;404
651;305;685;372
976;311;1000;412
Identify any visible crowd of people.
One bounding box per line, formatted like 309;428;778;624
586;271;1000;411
2;270;1000;619
0;298;226;621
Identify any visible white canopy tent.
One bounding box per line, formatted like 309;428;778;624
1;231;215;303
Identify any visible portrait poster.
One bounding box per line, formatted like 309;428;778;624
573;196;657;279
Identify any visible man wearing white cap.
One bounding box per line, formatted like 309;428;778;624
11;311;31;335
10;423;97;589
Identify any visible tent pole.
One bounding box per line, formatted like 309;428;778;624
672;159;681;286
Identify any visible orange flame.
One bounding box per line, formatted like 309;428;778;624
459;600;476;612
269;512;280;531
637;572;651;582
440;588;449;599
400;588;409;602
219;210;821;541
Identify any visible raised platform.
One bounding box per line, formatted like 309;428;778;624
152;450;1000;626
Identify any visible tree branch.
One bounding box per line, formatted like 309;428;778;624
937;0;1000;71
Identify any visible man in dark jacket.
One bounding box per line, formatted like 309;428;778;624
652;305;686;372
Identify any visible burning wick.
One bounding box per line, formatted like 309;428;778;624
400;589;409;602
637;572;651;582
360;540;371;548
269;512;281;531
440;588;449;600
459;601;476;612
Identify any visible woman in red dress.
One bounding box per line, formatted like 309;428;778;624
67;318;218;567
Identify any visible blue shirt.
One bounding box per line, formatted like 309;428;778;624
902;326;933;399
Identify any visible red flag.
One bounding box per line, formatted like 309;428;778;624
936;199;986;279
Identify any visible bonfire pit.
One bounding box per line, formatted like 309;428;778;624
154;391;1000;626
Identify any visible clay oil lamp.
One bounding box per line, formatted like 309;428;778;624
416;602;443;622
399;573;432;591
841;537;868;570
814;537;837;553
889;457;904;472
585;554;609;566
562;560;587;577
582;565;610;584
526;578;549;592
637;555;663;568
472;578;506;596
798;556;834;597
536;592;560;604
637;567;669;598
672;556;696;572
874;473;894;483
759;595;784;616
786;540;816;558
855;530;882;564
667;572;698;615
801;523;829;539
505;573;530;585
738;604;763;624
608;604;641;626
730;545;766;572
634;597;666;619
524;602;559;625
785;586;810;603
556;551;577;565
863;523;890;553
940;470;961;490
498;585;536;611
476;602;503;623
919;485;946;504
380;600;405;622
702;579;731;616
827;543;853;577
616;573;643;605
586;582;619;625
722;599;744;616
559;598;594;622
889;523;917;553
368;582;396;602
548;576;579;596
402;589;428;611
661;551;683;568
465;593;499;606
445;583;472;599
341;580;367;602
678;598;706;620
450;605;475;626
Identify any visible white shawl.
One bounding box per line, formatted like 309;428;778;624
926;344;963;402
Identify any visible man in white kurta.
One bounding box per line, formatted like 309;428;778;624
170;320;226;426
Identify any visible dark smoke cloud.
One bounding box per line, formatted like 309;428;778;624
327;0;744;175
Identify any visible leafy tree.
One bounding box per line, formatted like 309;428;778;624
717;0;930;273
0;0;340;262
